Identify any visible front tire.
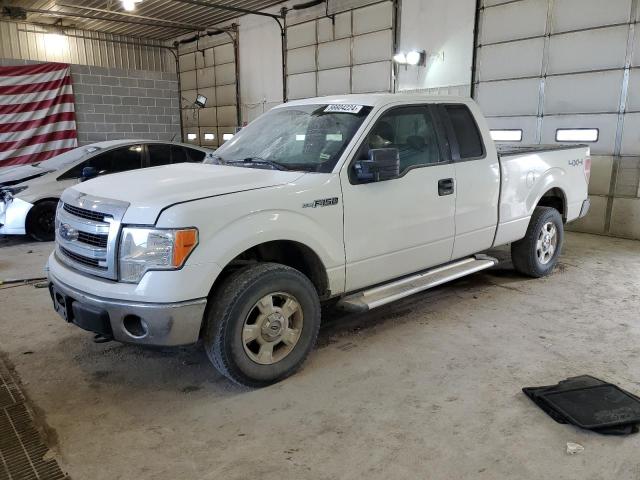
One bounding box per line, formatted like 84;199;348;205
204;263;321;387
511;206;564;278
26;200;58;242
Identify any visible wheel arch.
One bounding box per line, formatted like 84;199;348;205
207;239;331;302
536;187;567;221
24;197;59;235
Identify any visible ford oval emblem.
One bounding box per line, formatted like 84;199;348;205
59;223;79;242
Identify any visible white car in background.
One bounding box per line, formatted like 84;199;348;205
0;140;214;241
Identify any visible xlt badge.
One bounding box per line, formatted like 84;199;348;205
303;197;339;208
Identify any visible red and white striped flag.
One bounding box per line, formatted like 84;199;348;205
0;62;78;168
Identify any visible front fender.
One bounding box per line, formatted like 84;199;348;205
156;185;346;295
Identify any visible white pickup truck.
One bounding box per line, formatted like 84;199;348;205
47;94;591;386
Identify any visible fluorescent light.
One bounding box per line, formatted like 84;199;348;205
187;133;197;140
204;133;215;140
490;129;523;142
326;133;342;141
295;134;306;141
406;50;421;65
393;52;406;64
223;133;233;141
556;128;599;142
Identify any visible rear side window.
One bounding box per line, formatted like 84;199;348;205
444;105;484;159
148;144;172;167
185;148;206;162
171;146;188;163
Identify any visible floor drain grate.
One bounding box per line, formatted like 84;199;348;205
0;359;68;480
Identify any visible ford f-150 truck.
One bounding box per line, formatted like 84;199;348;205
47;94;591;387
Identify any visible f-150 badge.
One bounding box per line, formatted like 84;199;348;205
303;197;339;208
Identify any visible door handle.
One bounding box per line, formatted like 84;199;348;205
438;178;454;196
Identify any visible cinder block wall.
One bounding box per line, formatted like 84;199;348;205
70;64;181;144
0;59;181;145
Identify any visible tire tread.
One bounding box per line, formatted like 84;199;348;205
204;263;320;387
511;206;563;278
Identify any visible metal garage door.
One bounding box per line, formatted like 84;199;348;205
473;0;640;238
178;35;239;148
286;0;396;100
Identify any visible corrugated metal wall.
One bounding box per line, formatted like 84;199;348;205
0;21;173;72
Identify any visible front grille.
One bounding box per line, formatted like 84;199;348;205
78;231;108;248
59;246;106;269
63;203;109;222
57;191;128;280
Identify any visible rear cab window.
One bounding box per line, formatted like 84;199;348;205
440;104;485;160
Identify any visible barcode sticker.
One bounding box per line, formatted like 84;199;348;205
324;104;364;114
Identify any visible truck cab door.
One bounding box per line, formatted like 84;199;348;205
437;104;500;259
340;105;456;292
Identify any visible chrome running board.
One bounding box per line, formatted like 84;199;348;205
337;255;498;312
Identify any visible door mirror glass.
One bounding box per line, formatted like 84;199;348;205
353;148;400;183
80;166;98;182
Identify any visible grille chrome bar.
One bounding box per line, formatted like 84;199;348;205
59;246;106;269
63;203;110;222
56;208;110;235
55;190;129;280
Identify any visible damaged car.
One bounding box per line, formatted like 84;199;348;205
0;139;213;241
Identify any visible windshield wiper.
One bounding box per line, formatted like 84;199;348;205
227;157;290;171
206;154;226;165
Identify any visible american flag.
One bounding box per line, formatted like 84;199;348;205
0;62;78;168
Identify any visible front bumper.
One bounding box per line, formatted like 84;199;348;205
48;272;207;346
0;197;33;235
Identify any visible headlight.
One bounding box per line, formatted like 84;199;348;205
118;227;198;283
1;185;28;203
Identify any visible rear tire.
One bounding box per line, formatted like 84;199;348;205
26;200;58;242
203;263;321;387
511;206;564;278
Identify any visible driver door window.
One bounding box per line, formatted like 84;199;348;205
357;106;443;174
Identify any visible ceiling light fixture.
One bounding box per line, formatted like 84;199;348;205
121;0;142;12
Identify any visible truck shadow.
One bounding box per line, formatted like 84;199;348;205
0;235;41;247
63;250;531;397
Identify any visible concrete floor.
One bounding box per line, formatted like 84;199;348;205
1;232;640;479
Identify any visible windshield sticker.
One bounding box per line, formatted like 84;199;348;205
324;104;363;114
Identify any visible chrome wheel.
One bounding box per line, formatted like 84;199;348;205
242;292;303;365
536;221;558;265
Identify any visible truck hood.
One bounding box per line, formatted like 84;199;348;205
72;163;307;224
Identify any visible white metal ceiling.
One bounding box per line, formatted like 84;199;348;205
6;0;286;39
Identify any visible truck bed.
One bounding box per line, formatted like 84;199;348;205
497;144;588;157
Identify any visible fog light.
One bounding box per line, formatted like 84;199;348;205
122;315;148;338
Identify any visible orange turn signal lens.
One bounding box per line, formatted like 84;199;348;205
172;228;198;267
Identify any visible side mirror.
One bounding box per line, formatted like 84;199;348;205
353;148;400;183
80;166;98;182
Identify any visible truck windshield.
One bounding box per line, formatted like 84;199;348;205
205;104;372;173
